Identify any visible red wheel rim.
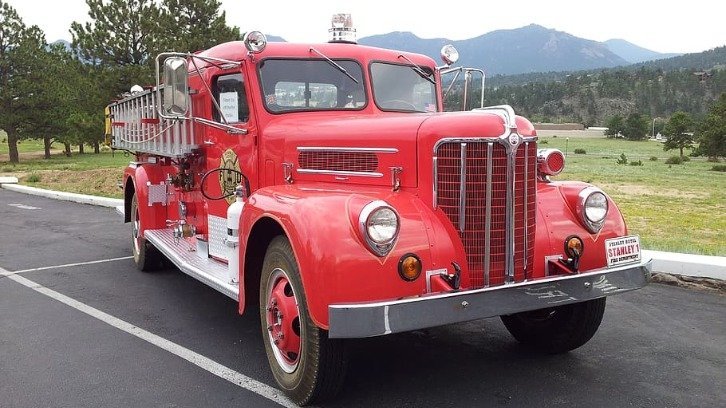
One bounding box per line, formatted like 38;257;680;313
265;268;301;373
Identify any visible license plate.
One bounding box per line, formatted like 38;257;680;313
605;235;642;267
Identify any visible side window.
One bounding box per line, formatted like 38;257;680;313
212;73;249;123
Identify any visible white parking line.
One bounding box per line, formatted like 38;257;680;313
6;256;134;276
0;266;296;408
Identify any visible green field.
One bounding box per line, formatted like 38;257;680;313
544;134;725;256
1;136;724;255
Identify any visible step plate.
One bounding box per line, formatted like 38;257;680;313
144;229;239;301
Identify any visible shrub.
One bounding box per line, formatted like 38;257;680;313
616;153;628;165
574;148;586;154
26;173;41;183
681;155;691;162
665;156;682;165
649;156;658;161
629;160;643;166
710;165;726;172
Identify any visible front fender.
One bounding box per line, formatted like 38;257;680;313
240;184;465;329
534;181;628;275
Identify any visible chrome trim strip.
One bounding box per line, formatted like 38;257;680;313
458;143;467;233
474;105;517;129
484;142;493;287
328;259;652;338
523;142;529;274
296;169;384;178
432;156;438;207
504;135;516;283
297;146;398;154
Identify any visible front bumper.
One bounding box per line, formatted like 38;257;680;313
329;259;652;338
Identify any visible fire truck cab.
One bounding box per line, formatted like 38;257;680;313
108;15;651;405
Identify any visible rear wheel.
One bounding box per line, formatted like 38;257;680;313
130;193;163;271
260;236;346;406
501;298;607;354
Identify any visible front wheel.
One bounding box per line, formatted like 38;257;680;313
259;236;346;406
501;297;607;354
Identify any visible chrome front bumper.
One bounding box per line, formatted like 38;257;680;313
328;259;652;339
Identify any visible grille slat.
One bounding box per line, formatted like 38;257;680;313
436;140;537;288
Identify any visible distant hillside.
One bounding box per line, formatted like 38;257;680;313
266;35;286;42
604;39;680;63
481;54;726;126
634;46;726;71
360;24;629;75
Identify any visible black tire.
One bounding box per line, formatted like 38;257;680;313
501;297;607;354
130;193;163;272
259;236;347;406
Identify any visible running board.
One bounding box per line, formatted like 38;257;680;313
144;229;239;301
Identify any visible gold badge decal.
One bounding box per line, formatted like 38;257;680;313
219;149;242;205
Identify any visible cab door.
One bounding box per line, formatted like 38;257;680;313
202;67;258;261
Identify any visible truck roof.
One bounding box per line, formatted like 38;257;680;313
195;40;437;70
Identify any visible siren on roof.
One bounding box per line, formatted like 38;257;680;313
328;13;356;44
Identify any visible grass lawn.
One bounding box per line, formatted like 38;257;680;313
543;135;725;256
1;140;129;199
1;135;724;256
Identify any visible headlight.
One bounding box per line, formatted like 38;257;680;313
359;200;400;256
579;187;609;233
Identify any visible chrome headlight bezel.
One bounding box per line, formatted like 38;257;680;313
358;200;400;257
578;187;609;233
537;148;565;177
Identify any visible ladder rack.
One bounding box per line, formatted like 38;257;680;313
109;89;197;157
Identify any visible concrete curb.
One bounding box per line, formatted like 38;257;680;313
643;250;726;281
0;183;123;209
1;183;723;281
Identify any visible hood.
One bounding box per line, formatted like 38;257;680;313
263;111;535;190
266;113;430;189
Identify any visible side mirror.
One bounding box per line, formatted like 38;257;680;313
161;56;189;117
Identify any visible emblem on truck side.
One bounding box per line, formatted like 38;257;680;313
219;149;242;205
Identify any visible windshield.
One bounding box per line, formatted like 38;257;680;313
258;59;366;113
370;62;437;112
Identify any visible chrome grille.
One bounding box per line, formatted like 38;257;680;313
435;140;536;288
298;151;378;173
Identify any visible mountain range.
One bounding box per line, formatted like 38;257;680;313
357;24;682;75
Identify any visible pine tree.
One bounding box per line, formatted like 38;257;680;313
71;0;163;91
697;93;726;160
159;0;241;54
663;111;695;158
0;0;47;164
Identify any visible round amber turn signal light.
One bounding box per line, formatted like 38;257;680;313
398;254;422;281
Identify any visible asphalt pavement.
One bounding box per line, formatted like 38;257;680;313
1;188;724;407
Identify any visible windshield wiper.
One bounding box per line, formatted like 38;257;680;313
309;47;359;84
397;54;435;84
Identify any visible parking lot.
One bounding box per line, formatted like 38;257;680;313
1;188;724;407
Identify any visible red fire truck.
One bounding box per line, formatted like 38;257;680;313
108;15;651;405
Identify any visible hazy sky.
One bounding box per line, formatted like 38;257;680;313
6;0;726;53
